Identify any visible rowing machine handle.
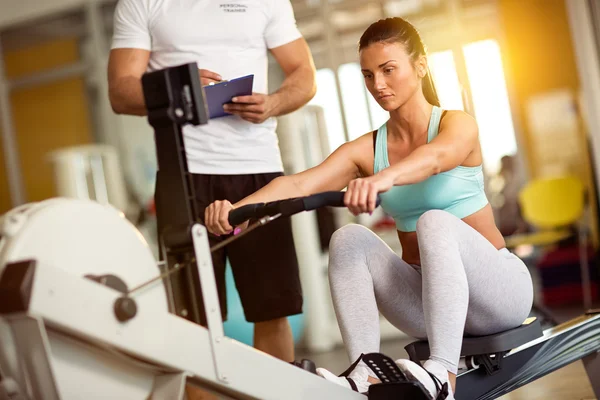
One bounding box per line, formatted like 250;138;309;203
228;191;381;227
227;204;264;227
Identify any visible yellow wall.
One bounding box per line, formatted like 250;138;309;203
499;0;580;177
0;38;93;213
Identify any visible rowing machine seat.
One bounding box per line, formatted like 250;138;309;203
404;318;543;375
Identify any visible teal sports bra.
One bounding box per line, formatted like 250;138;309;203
373;106;489;232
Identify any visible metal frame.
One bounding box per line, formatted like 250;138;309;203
6;61;89;91
84;0;119;147
191;224;228;383
566;0;600;198
0;40;25;207
151;373;187;400
445;0;475;116
578;221;593;311
0;260;365;400
142;62;207;325
320;0;350;143
5;315;62;400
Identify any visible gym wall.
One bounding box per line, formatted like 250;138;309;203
0;38;93;213
499;0;582;177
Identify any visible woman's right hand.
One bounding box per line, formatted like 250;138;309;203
205;200;235;236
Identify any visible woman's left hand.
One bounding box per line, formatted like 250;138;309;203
344;173;395;215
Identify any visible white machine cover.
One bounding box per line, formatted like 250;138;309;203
0;198;168;399
0;198;166;310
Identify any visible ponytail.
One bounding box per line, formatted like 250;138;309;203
423;66;440;107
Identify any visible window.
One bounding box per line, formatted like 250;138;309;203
308;68;346;152
338;63;372;141
463;39;517;175
428;50;464;111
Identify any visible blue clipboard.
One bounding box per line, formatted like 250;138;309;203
203;74;254;119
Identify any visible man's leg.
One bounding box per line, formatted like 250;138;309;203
225;173;303;362
254;317;294;362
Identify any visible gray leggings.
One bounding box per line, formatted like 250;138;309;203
328;210;534;374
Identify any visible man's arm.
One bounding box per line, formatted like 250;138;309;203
224;37;316;123
107;48;151;116
108;49;223;116
268;37;316;116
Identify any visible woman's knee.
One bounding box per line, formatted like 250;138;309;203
329;223;376;250
328;224;377;271
416;209;459;235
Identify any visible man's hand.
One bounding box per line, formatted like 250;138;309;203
223;93;278;124
199;69;222;86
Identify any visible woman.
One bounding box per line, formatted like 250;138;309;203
205;17;533;399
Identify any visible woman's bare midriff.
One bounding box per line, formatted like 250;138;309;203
397;204;506;266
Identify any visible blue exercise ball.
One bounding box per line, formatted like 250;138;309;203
222;261;305;346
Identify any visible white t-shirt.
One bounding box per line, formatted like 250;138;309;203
111;0;302;174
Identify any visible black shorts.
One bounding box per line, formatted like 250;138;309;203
155;171;303;323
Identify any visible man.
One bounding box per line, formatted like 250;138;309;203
108;0;316;363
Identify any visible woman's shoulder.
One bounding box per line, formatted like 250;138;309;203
439;109;477;130
437;109;479;144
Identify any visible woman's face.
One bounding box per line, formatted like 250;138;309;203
360;41;425;111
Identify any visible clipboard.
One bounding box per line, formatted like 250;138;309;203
203;74;254;119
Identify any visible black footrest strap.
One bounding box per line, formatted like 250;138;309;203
362;353;408;384
363;353;449;400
